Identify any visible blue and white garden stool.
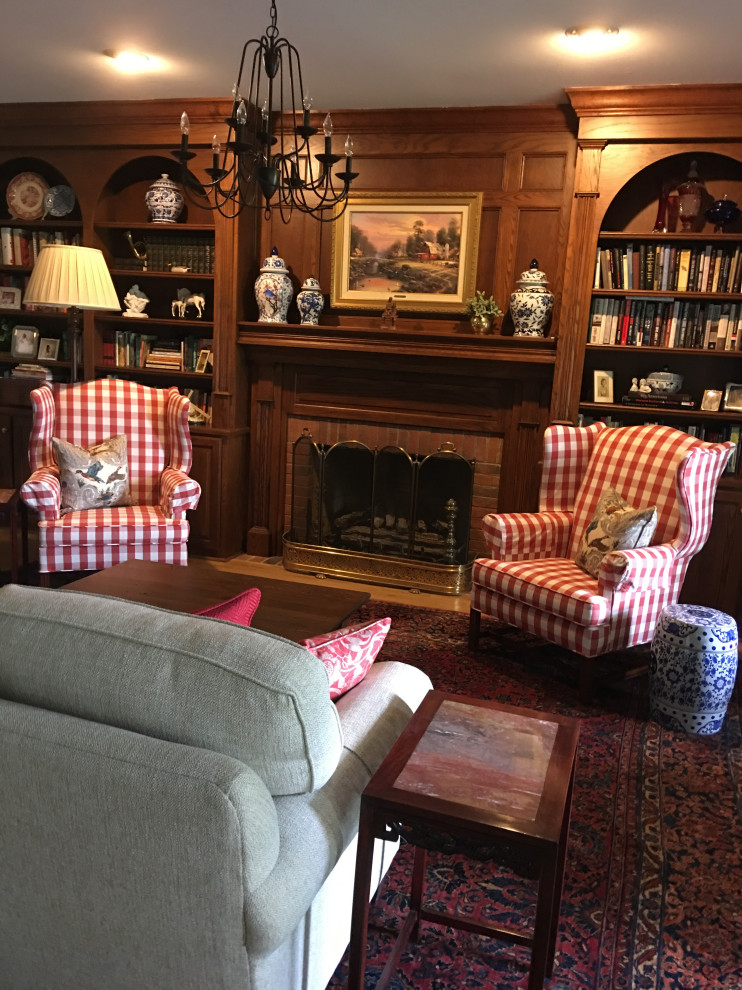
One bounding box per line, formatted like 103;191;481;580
649;604;738;735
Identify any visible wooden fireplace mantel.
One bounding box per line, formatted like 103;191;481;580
238;321;557;560
237;320;558;366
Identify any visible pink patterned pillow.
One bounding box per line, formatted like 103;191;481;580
300;617;392;700
193;587;262;626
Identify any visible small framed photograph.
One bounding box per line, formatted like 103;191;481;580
194;348;212;374
37;337;60;361
0;286;22;310
701;388;722;412
10;325;39;359
593;369;614;404
723;382;742;412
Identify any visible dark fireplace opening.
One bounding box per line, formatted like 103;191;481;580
288;434;475;566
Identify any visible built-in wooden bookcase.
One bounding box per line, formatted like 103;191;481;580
0;158;82;384
556;87;742;621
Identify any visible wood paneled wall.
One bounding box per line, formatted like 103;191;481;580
257;105;577;334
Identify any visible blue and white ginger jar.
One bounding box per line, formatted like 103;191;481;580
509;258;554;337
145;174;184;224
296;275;324;325
255;247;293;324
649;604;738;735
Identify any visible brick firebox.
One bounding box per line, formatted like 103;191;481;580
285;416;503;558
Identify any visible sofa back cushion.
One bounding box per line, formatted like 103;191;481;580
0;585;342;796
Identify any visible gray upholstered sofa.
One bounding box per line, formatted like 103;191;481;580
0;584;433;990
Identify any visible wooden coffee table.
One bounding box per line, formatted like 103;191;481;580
347;690;579;990
64;558;370;642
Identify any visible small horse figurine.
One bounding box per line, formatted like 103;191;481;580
171;288;206;319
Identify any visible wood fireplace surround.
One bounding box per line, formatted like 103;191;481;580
239;321;556;571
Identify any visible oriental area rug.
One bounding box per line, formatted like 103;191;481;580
327;601;742;990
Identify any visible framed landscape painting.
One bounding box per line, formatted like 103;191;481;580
331;192;482;312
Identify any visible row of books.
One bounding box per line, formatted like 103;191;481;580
594;241;742;294
102;330;214;372
577;414;741;475
113;234;215;274
0;227;81;268
588;296;742;349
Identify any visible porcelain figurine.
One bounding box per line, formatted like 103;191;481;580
122;284;149;318
509;258;554;337
296;276;324;325
255;247;293;323
145;173;184;224
171;288;206;318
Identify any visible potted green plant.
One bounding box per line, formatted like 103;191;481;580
465;290;502;333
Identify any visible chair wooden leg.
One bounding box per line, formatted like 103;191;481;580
468;608;481;649
39;571;50;588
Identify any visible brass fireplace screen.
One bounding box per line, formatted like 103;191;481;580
285;433;475;576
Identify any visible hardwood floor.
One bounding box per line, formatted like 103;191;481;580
202;555;470;614
0;525;469;614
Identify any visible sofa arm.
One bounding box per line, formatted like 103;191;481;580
597;544;678;595
482;510;573;561
160;468;201;519
20;467;61;521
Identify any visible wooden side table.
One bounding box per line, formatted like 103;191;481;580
0;489;29;584
347;690;580;990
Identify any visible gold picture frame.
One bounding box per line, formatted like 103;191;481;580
331;192;482;312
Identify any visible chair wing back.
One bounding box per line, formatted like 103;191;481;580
567;424;726;560
28;380;191;507
539;421;606;512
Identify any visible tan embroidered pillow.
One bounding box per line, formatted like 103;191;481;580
53;434;132;515
575;487;657;578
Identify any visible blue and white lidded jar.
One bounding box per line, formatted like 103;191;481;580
144;174;184;224
296;276;324;325
509;258;555;337
255;247;293;324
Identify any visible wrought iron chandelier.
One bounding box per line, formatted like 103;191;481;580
173;0;358;222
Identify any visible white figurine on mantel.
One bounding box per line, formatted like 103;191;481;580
639;378;652;393
122;284;149;318
630;377;639;392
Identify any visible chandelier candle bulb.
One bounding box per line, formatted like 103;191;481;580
179;112;189;154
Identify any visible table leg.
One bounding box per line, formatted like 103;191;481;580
347;803;376;990
529;851;558;990
410;845;426;940
546;761;576;975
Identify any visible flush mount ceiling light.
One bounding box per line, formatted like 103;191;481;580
103;50;155;73
561;27;627;55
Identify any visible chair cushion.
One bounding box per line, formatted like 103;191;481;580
300;617;392;699
53;434;132;515
0;585;342;797
472;556;610;627
193;588;262;626
575;487;657;578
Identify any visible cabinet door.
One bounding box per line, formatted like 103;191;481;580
680;489;742;622
189;433;221;556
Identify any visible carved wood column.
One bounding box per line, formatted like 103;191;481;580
550;140;606;422
246;362;284;556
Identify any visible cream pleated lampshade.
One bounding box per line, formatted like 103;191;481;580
24;244;120;311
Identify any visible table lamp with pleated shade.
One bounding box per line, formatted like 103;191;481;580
23;244;120;382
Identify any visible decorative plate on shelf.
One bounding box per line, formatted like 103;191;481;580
6;172;50;221
43;184;75;219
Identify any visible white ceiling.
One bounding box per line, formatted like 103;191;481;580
4;0;741;109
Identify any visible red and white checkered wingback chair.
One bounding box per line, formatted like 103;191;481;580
20;379;201;576
469;422;734;693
